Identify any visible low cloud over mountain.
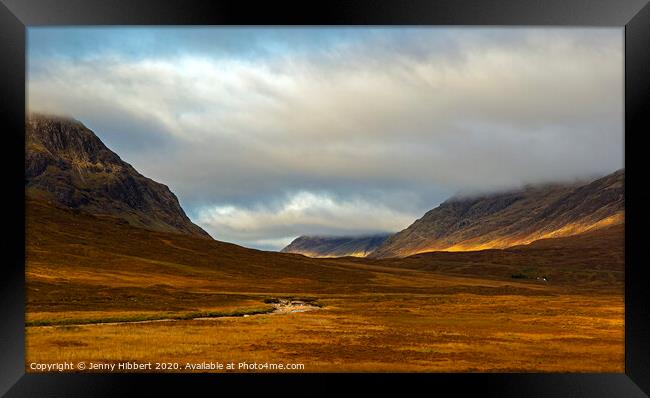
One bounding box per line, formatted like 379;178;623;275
27;27;623;249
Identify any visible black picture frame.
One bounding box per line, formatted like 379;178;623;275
1;0;649;396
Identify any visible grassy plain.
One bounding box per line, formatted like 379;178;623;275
25;199;624;372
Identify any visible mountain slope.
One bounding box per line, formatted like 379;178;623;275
370;170;624;258
378;223;624;286
26;114;211;238
281;234;391;258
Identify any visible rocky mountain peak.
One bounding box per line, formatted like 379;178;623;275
26;114;211;239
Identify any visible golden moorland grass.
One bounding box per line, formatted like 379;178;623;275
26;293;623;372
25;199;624;372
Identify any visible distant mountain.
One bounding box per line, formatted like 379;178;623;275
281;234;391;258
369;170;624;258
26;114;211;238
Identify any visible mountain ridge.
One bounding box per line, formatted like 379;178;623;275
369;169;624;258
281;233;391;258
26;114;211;238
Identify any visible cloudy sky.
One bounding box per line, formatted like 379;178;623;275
27;27;624;250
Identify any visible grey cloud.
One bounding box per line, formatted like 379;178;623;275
27;28;624;249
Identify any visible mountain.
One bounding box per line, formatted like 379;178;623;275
281;234;391;258
369;170;624;258
379;223;624;285
25;114;211;238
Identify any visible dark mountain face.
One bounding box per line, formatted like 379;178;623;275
26;114;211;238
369;170;624;258
281;234;391;258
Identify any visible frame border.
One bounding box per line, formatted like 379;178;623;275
1;0;648;396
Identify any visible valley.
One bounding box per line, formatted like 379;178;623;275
26;198;624;372
24;115;625;372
